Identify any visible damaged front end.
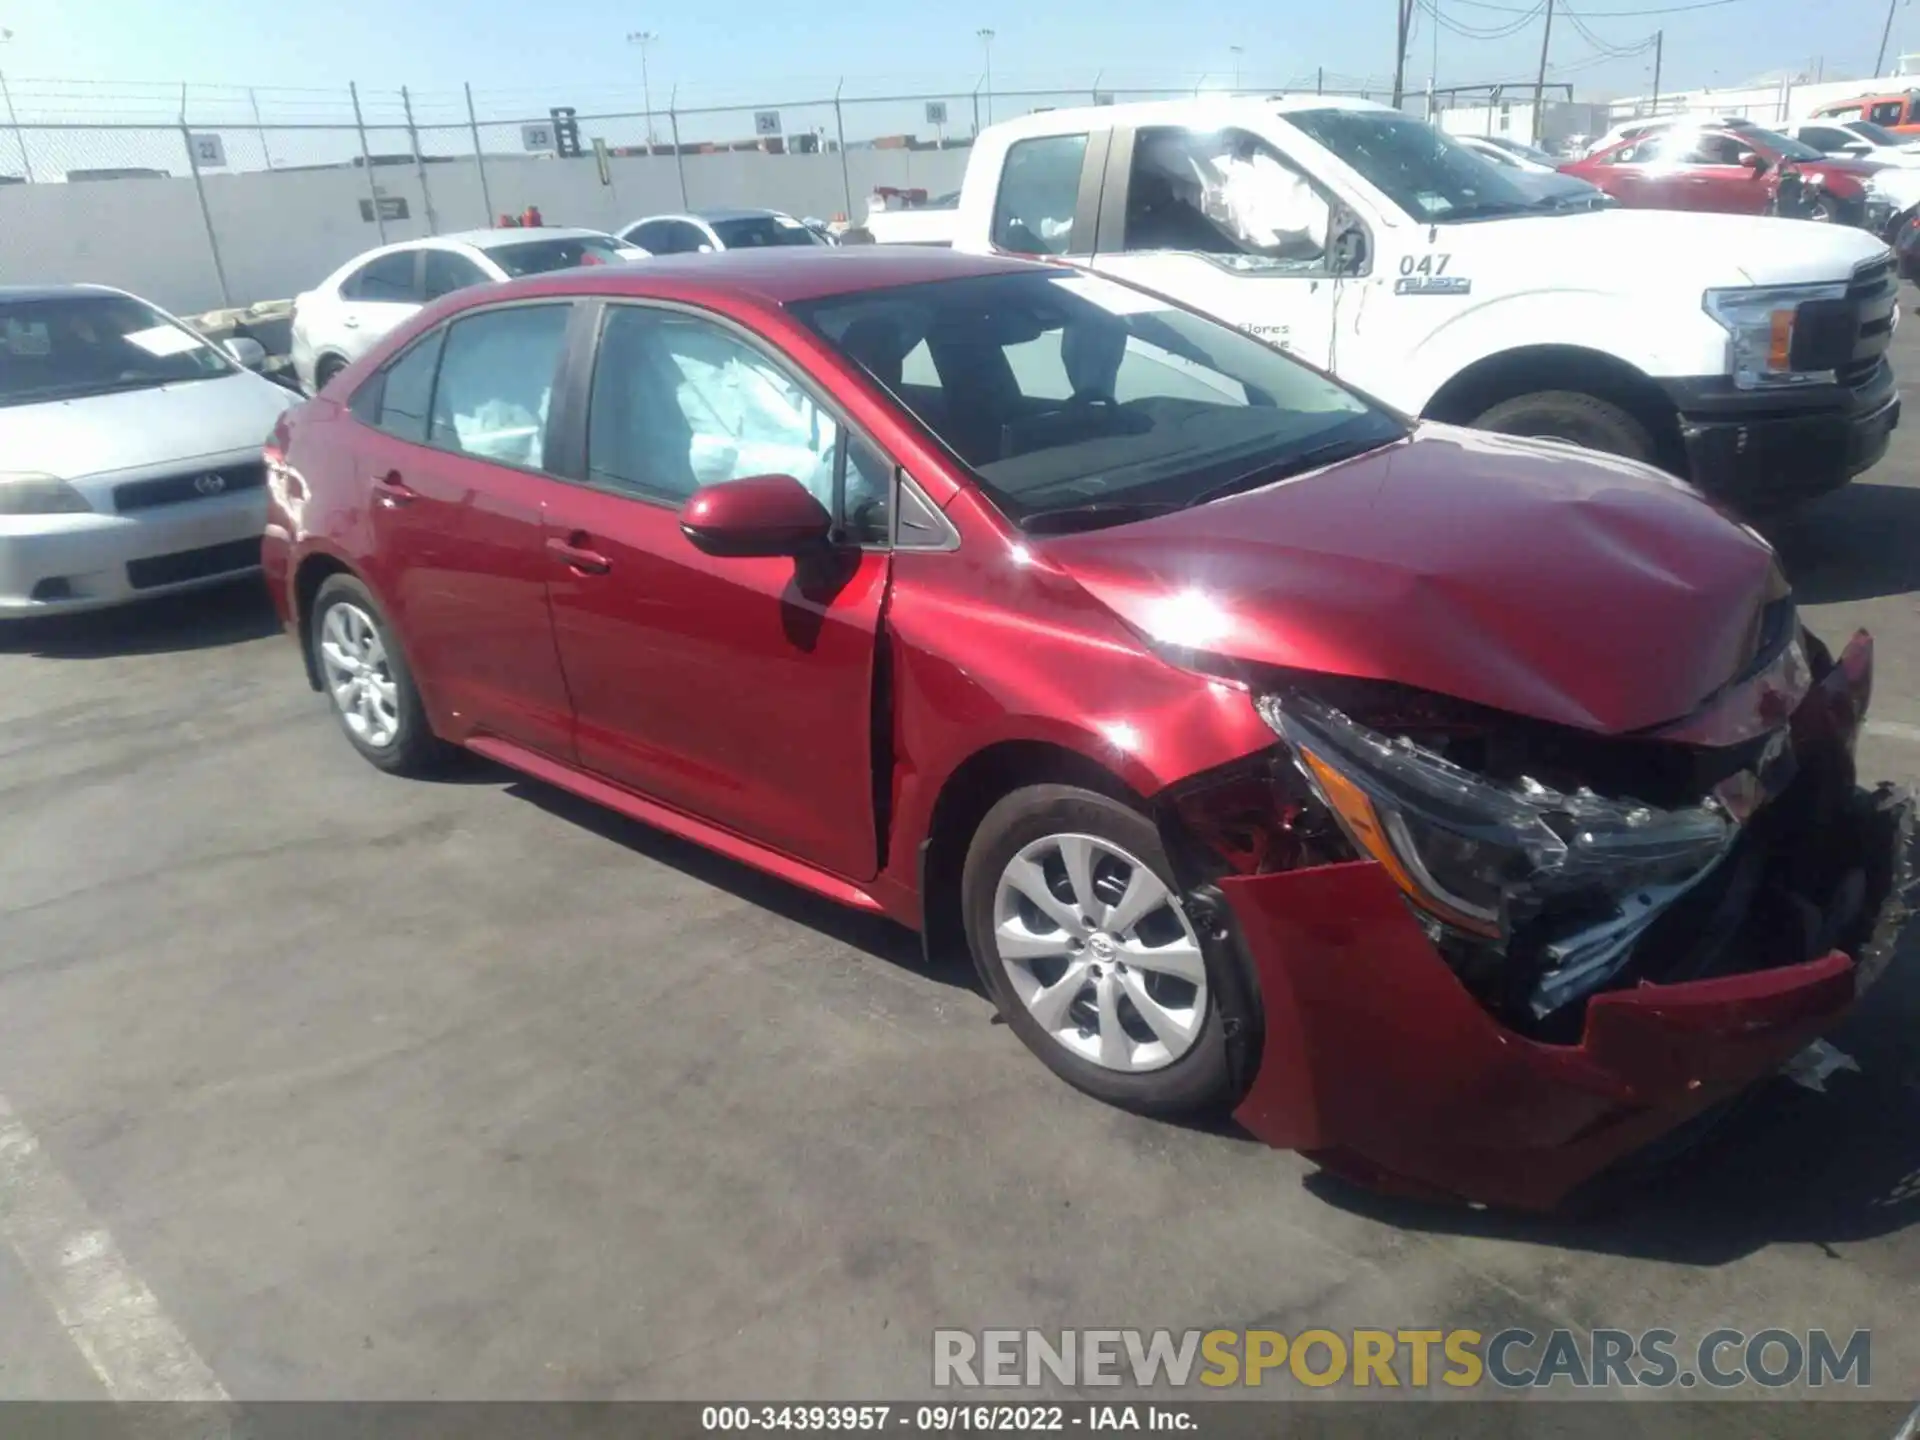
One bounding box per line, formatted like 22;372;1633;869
1159;620;1917;1210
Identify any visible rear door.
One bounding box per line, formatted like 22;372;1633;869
352;300;579;758
337;249;425;360
541;300;891;880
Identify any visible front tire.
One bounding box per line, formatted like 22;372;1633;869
961;784;1236;1117
1472;389;1656;462
310;574;445;776
313;354;347;392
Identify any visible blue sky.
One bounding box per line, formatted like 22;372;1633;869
0;0;1909;128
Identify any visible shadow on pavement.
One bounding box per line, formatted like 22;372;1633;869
1765;481;1920;605
505;778;977;991
0;577;283;659
1305;920;1920;1265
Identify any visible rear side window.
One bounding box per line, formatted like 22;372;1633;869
484;236;626;276
428;304;571;468
423;250;491;299
1871;100;1907;126
991;134;1089;255
343;251;420;302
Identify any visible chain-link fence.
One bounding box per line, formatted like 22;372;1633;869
0;77;1393;317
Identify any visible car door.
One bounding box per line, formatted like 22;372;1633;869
1088;124;1343;370
541;300;891;881
1686;130;1773;213
337;249;425;360
350;300;578;758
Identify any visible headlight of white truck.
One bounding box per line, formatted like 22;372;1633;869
1703;282;1850;390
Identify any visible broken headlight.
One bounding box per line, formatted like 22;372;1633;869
1258;696;1735;1007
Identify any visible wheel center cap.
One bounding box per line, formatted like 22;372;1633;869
1088;933;1117;961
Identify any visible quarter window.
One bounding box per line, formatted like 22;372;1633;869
370;330;443;444
427;304;571;468
991;134;1089;255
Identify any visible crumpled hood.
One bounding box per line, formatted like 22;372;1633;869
0;370;294;480
1042;426;1780;735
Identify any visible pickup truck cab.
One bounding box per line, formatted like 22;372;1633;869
1808;91;1920;137
929;96;1900;511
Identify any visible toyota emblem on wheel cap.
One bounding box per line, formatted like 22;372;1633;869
192;473;226;496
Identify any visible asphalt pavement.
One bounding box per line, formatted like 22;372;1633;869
2;320;1919;1410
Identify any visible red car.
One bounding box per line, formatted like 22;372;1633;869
262;248;1912;1211
1564;122;1886;227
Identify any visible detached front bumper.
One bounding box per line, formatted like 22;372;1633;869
1661;363;1899;512
1219;632;1914;1211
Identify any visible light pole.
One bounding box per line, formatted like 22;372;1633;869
0;28;30;184
1230;45;1244;91
627;30;659;149
977;28;995;125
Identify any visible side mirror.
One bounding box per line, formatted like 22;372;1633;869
224;335;268;370
695;242;716;254
679;474;833;558
1745;151;1770;174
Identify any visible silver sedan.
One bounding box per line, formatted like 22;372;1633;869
1;284;295;615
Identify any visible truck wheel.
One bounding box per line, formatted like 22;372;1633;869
961;784;1237;1117
1471;390;1655;463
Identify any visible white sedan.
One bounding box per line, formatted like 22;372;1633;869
289;228;648;394
1788;119;1920;168
1;283;295;615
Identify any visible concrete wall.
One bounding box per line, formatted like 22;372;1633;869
0;146;973;317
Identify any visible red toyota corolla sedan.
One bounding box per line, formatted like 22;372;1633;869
262;247;1912;1211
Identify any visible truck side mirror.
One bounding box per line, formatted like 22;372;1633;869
1329;222;1369;276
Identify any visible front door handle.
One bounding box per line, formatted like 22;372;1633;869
547;533;612;575
372;471;418;508
341;316;361;329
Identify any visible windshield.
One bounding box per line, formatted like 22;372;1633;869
711;214;825;248
794;270;1404;531
1850;121;1904;145
486;234;629;276
1284;107;1542;222
0;292;232;408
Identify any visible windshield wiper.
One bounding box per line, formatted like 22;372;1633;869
1019;499;1186;535
1186;433;1398;507
1437;200;1536;223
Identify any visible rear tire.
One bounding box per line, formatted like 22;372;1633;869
1472;389;1656;463
961;784;1236;1117
309;574;446;776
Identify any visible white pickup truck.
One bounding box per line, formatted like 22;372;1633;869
897;96;1900;509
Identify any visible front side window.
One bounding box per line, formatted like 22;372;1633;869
1125;126;1334;271
1283;106;1541;223
991;134;1089;255
709;214;824;249
484;235;627;277
1801;125;1858;152
427;304;571;467
1849;121;1903;145
671;221;714;253
345;251;420;303
798;269;1401;533
0;291;233;408
423;250;491;299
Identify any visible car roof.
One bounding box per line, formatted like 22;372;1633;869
0;282;135;302
438;227;622;251
454;245;1052;309
692;207;788;221
981;94;1392;143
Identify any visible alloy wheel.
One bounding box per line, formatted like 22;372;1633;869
990;833;1208;1073
318;602;401;749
